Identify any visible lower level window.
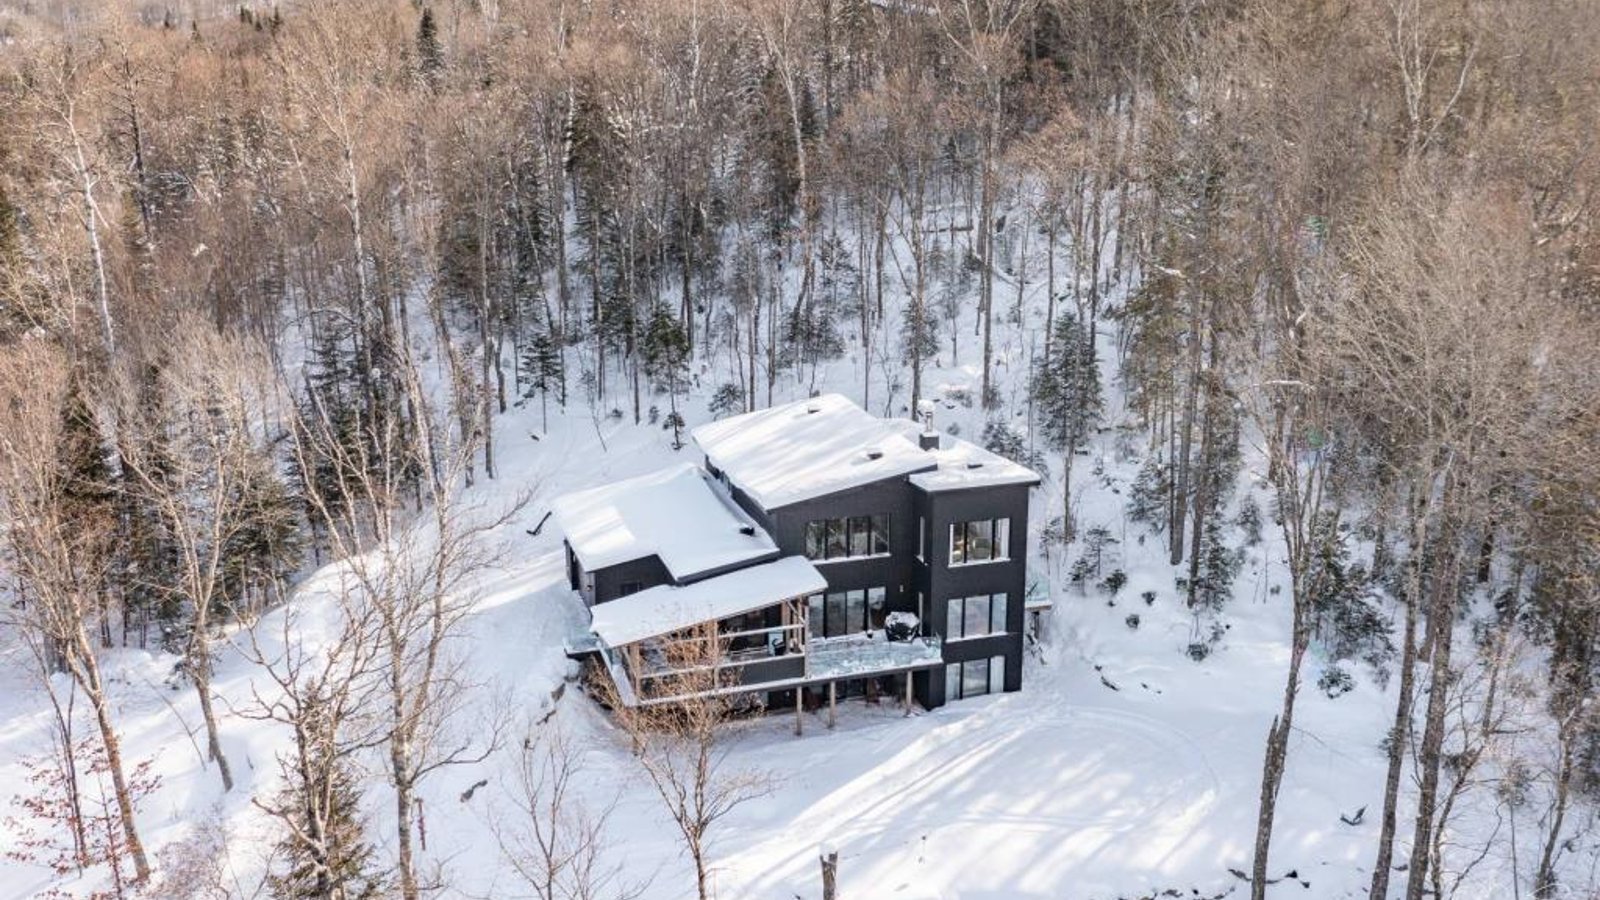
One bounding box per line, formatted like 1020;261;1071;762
944;655;1007;700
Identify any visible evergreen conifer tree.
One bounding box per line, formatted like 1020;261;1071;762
416;8;442;88
642;307;690;448
1127;456;1171;531
58;377;121;650
267;684;380;900
220;457;303;614
518;323;564;432
1033;314;1101;541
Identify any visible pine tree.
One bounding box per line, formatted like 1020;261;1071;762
1305;512;1393;671
642;307;690;449
220;458;302;615
416;8;442;88
708;383;744;419
57;377;121;652
981;419;1045;472
1188;506;1240;612
518;324;564;432
268;685;381;900
1127;456;1171;531
1033;314;1101;541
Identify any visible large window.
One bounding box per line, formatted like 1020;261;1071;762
805;515;890;561
807;586;888;638
944;656;1007;701
949;517;1011;566
945;593;1008;641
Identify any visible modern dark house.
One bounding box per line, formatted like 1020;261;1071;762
553;393;1039;716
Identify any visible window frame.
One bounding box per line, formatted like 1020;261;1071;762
948;517;1012;567
804;515;892;563
947;658;1000;701
945;592;1009;641
808;585;885;638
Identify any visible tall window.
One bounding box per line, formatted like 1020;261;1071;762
945;593;1008;641
805;515;890;561
917;516;926;561
807;586;887;638
949;517;1011;566
945;656;1007;700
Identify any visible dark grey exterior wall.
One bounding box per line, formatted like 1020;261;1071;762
762;474;925;622
586;554;674;606
915;482;1032;705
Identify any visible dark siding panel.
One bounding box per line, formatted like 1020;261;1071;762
767;476;920;617
591;555;673;604
925;482;1031;694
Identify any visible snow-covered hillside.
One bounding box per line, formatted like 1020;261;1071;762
2;257;1594;900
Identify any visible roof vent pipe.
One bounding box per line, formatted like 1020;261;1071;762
915;399;939;451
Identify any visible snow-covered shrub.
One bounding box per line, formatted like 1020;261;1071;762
1236;498;1263;547
1318;665;1355;698
1125;613;1141;630
1127;457;1170;531
1068;558;1094;585
1100;570;1128;596
1307;513;1395;676
708;383;745;419
1082;526;1113;575
662;411;686;448
1040;516;1067;548
1141;590;1157;606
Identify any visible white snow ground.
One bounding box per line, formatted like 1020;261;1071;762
2;250;1594;900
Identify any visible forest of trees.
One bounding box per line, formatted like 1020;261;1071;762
1;0;1599;898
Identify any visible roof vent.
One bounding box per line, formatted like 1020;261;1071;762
806;401;822;414
739;525;757;536
865;447;884;461
966;461;984;470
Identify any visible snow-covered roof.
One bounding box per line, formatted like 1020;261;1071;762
589;556;825;647
550;463;777;580
883;420;1042;492
691;394;936;509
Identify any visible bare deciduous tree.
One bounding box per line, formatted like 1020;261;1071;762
594;628;772;900
491;720;648;900
0;341;149;882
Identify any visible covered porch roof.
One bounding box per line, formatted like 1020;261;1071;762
589;556;825;648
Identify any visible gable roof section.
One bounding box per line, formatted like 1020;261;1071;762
550;463;777;581
691;393;935;509
589;556;825;647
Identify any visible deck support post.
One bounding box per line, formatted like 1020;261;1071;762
904;673;913;716
794;690;803;737
827;681;837;730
